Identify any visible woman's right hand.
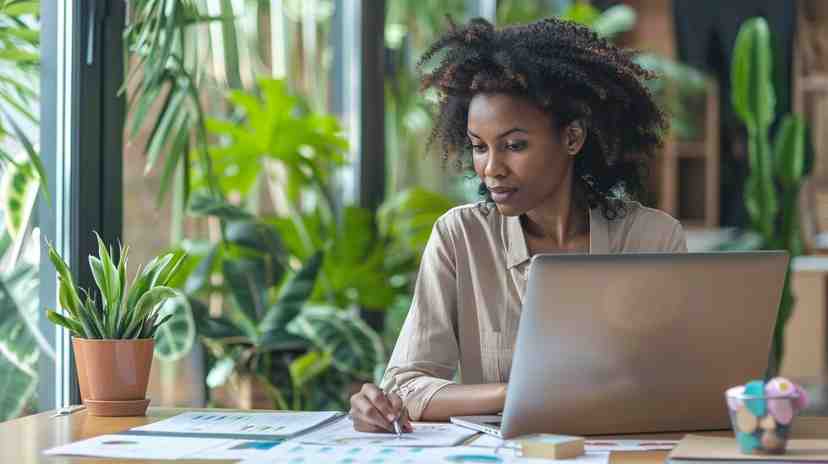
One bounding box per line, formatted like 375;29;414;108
349;383;413;433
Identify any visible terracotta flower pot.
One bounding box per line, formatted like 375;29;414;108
72;338;154;416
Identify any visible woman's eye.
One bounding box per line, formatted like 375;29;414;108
471;144;487;154
506;141;527;151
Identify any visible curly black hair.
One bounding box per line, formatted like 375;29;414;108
418;16;668;220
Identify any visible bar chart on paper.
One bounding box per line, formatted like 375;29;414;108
239;444;611;464
130;411;341;438
297;417;477;447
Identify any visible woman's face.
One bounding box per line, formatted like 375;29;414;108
467;93;579;217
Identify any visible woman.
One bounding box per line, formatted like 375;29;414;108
350;16;686;433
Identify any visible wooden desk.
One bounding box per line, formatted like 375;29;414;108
1;408;826;463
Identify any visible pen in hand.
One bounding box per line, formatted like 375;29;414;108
392;415;402;438
383;389;404;438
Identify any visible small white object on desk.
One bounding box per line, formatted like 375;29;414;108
50;404;86;417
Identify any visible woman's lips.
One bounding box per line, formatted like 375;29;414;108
489;187;517;203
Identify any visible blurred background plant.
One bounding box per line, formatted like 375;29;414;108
554;1;710;140
176;80;452;409
125;0;454;410
729;17;807;374
0;0;49;422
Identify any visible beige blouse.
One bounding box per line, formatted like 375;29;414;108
380;201;687;421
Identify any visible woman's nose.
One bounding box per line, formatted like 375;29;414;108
484;150;508;178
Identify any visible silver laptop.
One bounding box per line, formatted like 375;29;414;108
451;251;788;439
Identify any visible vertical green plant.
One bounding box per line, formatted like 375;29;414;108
0;0;51;422
730;17;807;373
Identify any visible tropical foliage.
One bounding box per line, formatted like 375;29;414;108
0;0;46;422
730;17;807;373
179;192;386;411
0;229;43;422
172;78;452;410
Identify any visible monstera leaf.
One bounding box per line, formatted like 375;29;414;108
317;207;396;310
288;305;385;381
203;78;348;197
0;262;40;421
153;297;195;362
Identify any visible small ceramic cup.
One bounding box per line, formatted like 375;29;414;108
725;387;800;454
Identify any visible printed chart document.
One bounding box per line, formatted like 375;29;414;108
44;435;287;461
470;434;677;452
298;416;479;447
129;411;342;439
194;439;285;460
239;444;611;464
43;434;227;460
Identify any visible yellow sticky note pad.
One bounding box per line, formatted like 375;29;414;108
512;433;585;459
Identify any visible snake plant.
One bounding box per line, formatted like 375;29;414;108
45;234;187;339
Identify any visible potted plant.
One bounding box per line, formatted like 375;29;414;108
45;234;186;416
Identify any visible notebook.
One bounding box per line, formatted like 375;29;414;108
669;435;828;463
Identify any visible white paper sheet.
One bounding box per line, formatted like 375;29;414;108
43;434;226;460
469;434;678;452
584;439;678;451
131;411;342;438
194;439;286;460
298;416;479;447
239;444;611;464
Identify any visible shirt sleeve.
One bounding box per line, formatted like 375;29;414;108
380;217;459;421
667;220;688;252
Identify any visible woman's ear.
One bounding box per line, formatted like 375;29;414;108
565;120;587;157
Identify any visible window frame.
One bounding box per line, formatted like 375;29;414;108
38;0;125;409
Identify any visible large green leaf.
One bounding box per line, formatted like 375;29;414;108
153;297;195;361
184;244;221;294
259;252;323;340
288;305;385;380
267;209;326;260
591;5;636;39
0;159;38;240
223;257;268;325
225;221;285;285
0;353;36;421
204;78;348;198
559;2;601;26
189;297;246;340
773;114;806;188
188;192;254;221
731;17;775;133
319;207;396;309
378;187;453;253
1;1;39;18
289;350;332;390
125;286;180;339
0;263;40;421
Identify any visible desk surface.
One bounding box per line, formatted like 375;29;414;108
1;408;826;464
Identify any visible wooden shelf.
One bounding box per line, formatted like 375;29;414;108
654;78;720;228
673;140;708;158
